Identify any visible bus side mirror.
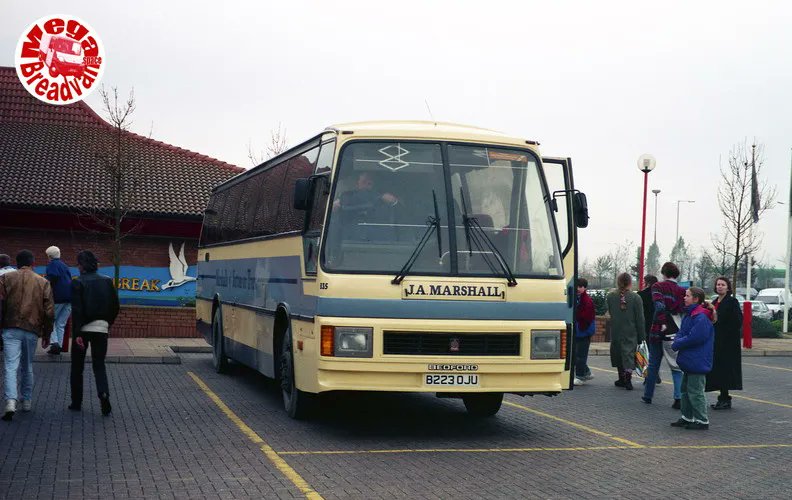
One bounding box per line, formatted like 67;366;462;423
293;178;312;210
573;192;589;228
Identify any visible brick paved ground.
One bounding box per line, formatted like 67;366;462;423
1;353;790;499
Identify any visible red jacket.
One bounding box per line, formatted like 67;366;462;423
576;291;596;337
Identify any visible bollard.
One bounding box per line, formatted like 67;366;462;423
742;301;752;349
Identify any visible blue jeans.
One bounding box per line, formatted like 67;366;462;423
2;328;38;401
51;303;72;346
643;341;682;400
574;336;592;377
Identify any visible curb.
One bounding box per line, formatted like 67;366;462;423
169;346;212;353
32;355;181;364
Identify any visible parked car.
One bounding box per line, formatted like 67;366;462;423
755;288;790;320
737;299;773;321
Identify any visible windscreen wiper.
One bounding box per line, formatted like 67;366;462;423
459;189;518;287
392;190;442;285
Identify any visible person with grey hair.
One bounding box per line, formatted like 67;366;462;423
45;246;72;355
0;254;15;275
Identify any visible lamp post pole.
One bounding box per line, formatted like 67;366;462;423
652;189;661;245
675;200;695;243
637;155;657;290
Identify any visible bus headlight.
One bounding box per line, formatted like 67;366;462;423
335;327;373;358
531;330;561;359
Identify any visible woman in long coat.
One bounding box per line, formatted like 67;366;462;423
607;272;645;390
706;276;742;409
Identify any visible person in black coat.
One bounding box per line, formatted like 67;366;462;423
637;275;658;384
706;276;743;409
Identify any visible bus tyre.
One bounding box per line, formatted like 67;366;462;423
463;392;504;417
211;312;229;374
279;328;313;419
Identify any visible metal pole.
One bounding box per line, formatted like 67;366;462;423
676;200;680;243
784;149;791;333
652;189;660;244
639;170;649;290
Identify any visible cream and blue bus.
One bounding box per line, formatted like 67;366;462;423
197;121;588;418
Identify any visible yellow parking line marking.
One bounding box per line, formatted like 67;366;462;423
187;372;323;500
279;446;630;455
731;394;792;409
503;401;644;448
744;362;792;373
278;443;792;455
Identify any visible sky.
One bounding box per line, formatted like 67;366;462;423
2;1;791;270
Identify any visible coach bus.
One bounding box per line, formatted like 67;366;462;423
196;121;588;418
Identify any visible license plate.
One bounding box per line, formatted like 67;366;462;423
424;374;480;386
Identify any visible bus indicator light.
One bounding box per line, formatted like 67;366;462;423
321;326;334;356
560;330;567;360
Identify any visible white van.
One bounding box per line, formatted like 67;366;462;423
755;288;789;320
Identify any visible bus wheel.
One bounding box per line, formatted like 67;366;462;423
211;312;229;374
462;393;503;417
279;328;312;419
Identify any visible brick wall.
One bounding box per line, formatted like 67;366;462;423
112;306;198;338
592;316;609;342
0;226;197;268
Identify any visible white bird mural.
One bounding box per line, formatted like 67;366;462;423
161;242;196;290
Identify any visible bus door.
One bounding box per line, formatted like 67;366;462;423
542;157;577;390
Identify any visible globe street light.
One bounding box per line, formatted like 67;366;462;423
652;189;661;244
675;200;696;243
638;154;656;290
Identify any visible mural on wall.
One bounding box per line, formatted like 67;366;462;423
35;242;196;307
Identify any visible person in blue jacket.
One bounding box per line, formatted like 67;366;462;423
45;246;72;355
670;286;715;430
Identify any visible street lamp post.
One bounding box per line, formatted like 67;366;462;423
675;200;696;243
652;189;661;244
637;154;657;290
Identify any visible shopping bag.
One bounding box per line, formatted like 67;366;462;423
634;341;649;378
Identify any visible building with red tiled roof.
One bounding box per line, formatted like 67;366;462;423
0;66;243;338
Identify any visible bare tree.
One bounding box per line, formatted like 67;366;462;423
593;254;615;289
248;122;289;165
608;240;635;284
77;86;143;284
716;140;777;288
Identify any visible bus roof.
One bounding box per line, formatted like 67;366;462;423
327;121;539;148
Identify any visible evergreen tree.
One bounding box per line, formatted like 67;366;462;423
646;242;661;276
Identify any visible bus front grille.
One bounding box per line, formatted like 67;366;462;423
383;332;520;356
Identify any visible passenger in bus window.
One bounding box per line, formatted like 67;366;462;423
332;172;398;211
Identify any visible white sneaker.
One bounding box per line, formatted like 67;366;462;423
582;373;595;381
573;377;584;386
20;400;31;412
3;399;16;416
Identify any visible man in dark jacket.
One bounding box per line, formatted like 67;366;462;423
69;250;119;416
45;246;72;354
